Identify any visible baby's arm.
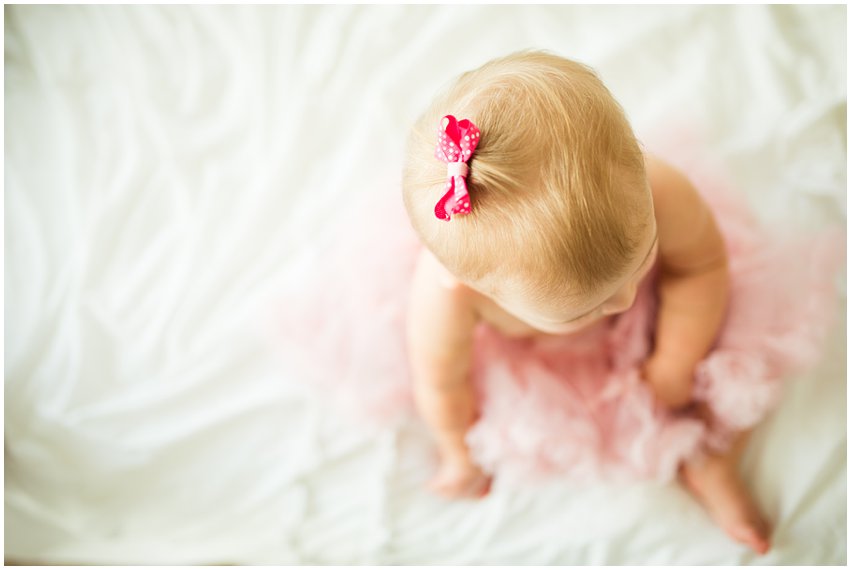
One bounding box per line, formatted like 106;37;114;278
644;156;731;408
406;250;491;498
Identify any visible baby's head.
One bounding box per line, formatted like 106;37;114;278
402;50;657;333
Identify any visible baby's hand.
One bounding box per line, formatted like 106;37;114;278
642;354;695;410
428;454;492;500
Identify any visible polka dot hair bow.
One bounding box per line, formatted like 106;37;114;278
433;115;480;221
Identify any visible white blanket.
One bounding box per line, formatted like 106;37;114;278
5;5;846;564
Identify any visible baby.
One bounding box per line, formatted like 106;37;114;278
401;50;771;554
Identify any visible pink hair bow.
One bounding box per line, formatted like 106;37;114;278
433;115;480;221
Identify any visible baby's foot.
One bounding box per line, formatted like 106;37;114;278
679;454;772;555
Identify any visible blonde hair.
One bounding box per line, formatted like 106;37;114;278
401;49;651;305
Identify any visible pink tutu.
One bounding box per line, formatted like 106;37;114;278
266;141;844;485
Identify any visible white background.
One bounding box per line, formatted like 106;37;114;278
5;5;847;564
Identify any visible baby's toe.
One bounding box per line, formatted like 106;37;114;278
729;523;771;555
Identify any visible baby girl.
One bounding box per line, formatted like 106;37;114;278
402;50;771;554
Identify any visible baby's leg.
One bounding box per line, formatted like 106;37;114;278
678;417;772;555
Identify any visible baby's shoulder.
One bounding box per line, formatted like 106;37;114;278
411;248;479;311
643;153;726;270
409;248;480;338
644;153;692;199
644;152;707;219
417;248;465;290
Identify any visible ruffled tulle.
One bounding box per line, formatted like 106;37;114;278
266;142;844;485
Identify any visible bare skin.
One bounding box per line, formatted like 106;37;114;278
678;421;772;555
406;153;771;553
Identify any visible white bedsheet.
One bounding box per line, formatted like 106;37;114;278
5;5;846;564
